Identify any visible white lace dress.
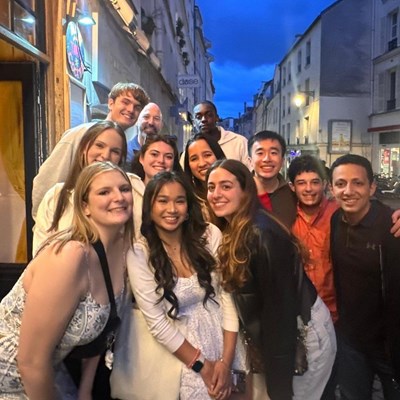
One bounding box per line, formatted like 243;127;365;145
128;224;246;400
0;271;121;399
176;274;245;399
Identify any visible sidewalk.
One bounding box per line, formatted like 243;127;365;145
334;376;384;399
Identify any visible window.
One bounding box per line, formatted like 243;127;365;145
387;70;396;110
296;120;301;144
288;93;291;115
288;61;292;82
306;41;311;65
297;51;302;73
388;11;398;51
0;0;41;48
305;79;311;106
391;11;398;39
282;66;286;87
282;96;286;117
282;124;286;140
287;123;291;144
304;116;310;142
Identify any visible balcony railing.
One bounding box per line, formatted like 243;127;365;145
388;38;398;51
387;98;396;110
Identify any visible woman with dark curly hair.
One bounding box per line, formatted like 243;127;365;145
123;171;245;400
206;159;336;400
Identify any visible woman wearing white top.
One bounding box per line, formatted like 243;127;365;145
33;121;129;255
122;171;244;400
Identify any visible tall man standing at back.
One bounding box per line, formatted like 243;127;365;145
32;82;149;217
183;100;250;168
330;154;400;399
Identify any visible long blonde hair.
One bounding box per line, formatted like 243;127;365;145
43;162;134;253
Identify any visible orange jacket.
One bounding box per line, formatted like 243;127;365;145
292;197;338;322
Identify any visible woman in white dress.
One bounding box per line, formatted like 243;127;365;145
126;171;244;400
0;162;133;399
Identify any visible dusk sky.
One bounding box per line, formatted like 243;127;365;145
195;0;336;119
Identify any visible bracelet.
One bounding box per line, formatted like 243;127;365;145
187;348;201;369
219;358;229;368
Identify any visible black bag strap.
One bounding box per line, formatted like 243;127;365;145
92;240;118;320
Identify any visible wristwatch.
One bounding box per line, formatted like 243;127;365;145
191;353;205;373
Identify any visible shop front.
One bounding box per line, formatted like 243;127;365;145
379;131;400;177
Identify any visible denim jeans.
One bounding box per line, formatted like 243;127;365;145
337;334;400;400
292;296;337;400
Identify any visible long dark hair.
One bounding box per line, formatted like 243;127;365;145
183;133;226;199
50;121;126;232
130;134;182;180
141;171;217;319
184;134;227;229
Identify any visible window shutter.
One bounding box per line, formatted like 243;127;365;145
380;16;387;54
377;72;385;112
396;66;400;108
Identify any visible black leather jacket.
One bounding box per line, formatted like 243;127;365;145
233;209;317;399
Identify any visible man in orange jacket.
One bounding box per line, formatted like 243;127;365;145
288;155;338;322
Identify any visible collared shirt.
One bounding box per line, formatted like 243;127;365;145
292;197;338;322
127;132;141;164
331;200;399;357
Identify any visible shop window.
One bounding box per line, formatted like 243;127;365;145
1;0;42;48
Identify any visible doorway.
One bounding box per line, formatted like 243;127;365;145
0;62;38;298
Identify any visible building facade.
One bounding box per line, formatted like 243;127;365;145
370;0;400;175
258;0;374;169
0;0;213;272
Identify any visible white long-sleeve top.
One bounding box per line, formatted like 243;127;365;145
127;223;239;353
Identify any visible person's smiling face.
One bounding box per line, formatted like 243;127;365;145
290;171;325;211
250;139;284;182
140;141;175;183
108;92;143;129
85;129;124;165
207;167;245;222
331;163;376;225
151;181;188;234
83;170;133;228
188;139;218;181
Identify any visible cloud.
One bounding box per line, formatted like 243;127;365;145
212;62;276;118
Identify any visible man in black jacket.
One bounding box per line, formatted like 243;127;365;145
330;154;400;399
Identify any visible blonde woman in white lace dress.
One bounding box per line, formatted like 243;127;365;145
0;162;133;399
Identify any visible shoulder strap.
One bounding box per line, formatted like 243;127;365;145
92;240;118;320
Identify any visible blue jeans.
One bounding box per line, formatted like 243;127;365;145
337;334;400;399
292;296;337;400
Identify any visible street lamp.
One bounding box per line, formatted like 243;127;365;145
293;90;315;107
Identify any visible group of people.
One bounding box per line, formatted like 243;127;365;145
0;81;399;400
